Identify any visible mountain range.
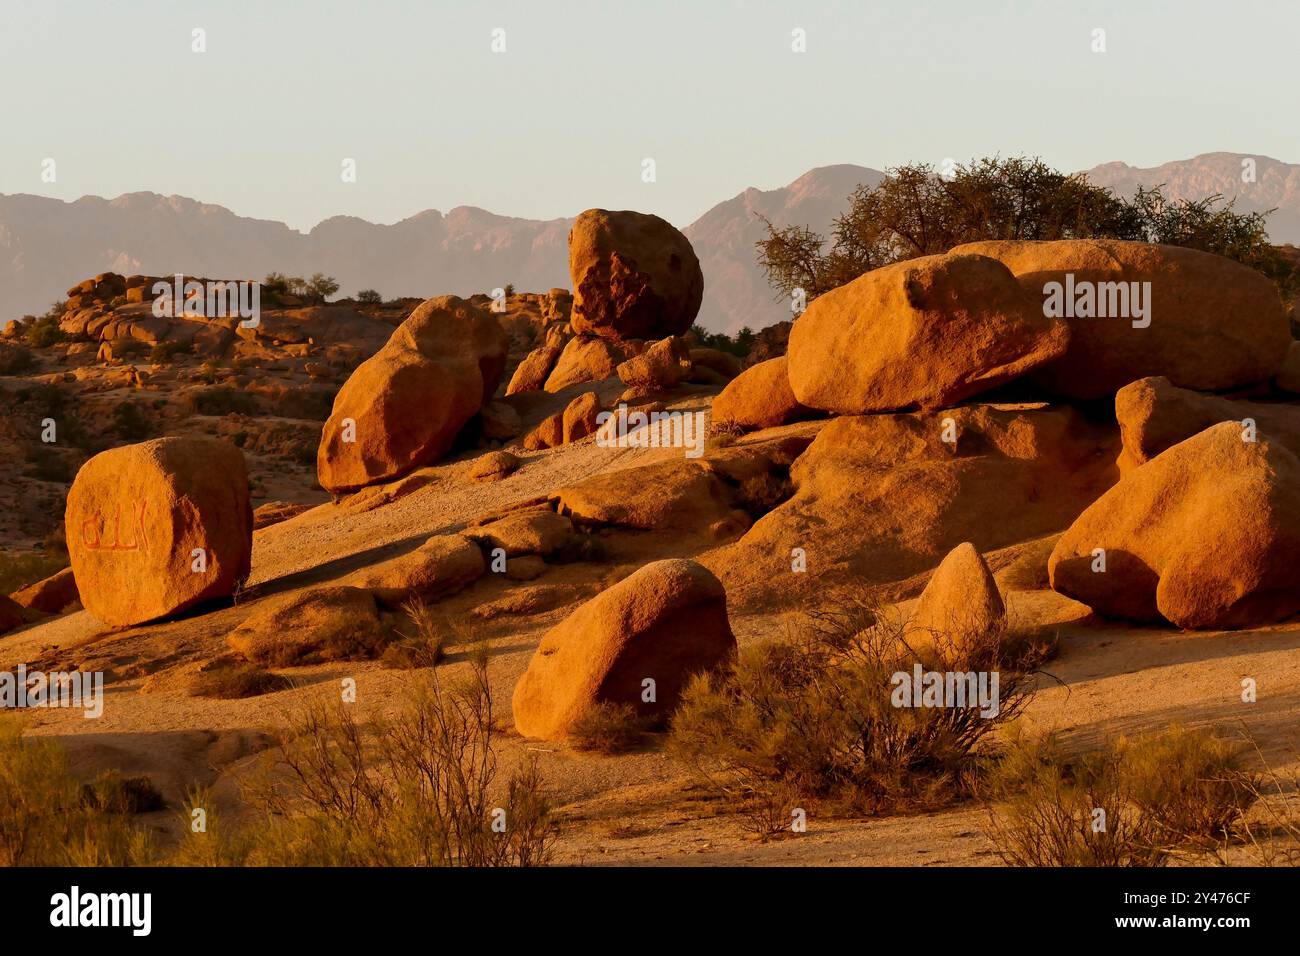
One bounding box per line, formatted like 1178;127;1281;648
4;152;1297;335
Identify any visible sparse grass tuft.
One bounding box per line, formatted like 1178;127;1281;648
189;662;292;699
380;597;447;670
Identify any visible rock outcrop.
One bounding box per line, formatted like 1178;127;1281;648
905;542;1006;661
228;586;388;664
1115;376;1300;472
348;534;486;609
616;336;693;390
711;356;810;430
709;404;1118;610
10;566;80;615
543;335;624;392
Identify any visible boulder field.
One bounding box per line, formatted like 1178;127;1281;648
25;220;1300;764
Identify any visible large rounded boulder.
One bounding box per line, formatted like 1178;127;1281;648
1049;422;1300;629
786;252;1069;413
711;356;810;430
568;209;704;341
952;239;1290;399
66;437;253;627
317;295;507;494
511;559;736;740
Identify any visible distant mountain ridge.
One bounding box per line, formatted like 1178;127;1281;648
4;152;1296;335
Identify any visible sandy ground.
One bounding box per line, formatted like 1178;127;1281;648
4;400;1299;866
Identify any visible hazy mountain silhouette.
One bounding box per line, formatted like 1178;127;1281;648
4;153;1296;334
1083;152;1300;246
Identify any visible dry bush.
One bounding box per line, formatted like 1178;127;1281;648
0;343;35;376
80;770;165;814
178;651;557;866
189;662;292;699
569;702;648;755
0;717;154;866
670;596;1040;823
982;726;1258;866
1190;731;1300;867
169;786;252;867
0;550;68;596
380;597;446;670
737;778;807;842
707;419;747;444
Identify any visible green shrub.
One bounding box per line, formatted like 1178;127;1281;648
23;314;66;348
0;717;154;865
671;597;1039;822
81;771;166;814
111;402;152;441
188;386;259;417
0;550;68;595
110;337;147;357
356;289;383;305
149;339;193;363
303;273;339;304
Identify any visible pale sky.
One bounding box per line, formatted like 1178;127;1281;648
2;0;1295;232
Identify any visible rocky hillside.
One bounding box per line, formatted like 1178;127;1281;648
5;206;1300;867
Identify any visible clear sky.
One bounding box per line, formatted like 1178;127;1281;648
2;0;1295;232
